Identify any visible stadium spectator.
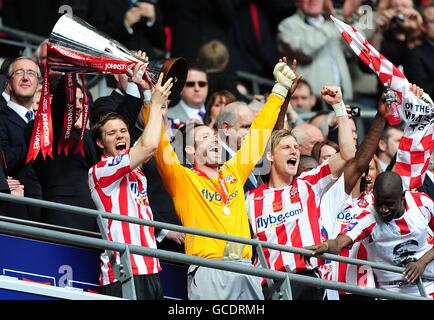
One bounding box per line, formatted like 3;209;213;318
168;64;208;124
153;59;296;300
88;72;173;300
204;90;236;129
291;123;324;156
160;0;235;64
277;0;353;101
0;57;42;221
196;40;241;102
405;0;434;98
311;140;340;165
286;79;318;127
374;0;424;66
216;101;258;192
296;155;319;175
89;0;166;60
377;125;404;171
307;171;434;297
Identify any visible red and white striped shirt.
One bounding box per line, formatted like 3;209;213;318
247;161;336;274
343;191;434;290
331;192;376;293
88;152;161;286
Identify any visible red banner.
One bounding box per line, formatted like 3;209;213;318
74;74;90;156
58;72;77;155
26;64;52;163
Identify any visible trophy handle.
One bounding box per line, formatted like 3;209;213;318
146;57;188;101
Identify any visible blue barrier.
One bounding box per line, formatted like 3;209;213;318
0;233;187;300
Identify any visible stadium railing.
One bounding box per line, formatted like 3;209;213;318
0;193;432;300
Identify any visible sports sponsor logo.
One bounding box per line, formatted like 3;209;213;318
108;155;124;167
224;175;237;184
335;209;360;226
201;189;238;203
256;203;302;232
130;182;148;207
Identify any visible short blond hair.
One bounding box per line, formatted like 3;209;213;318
270;129;296;153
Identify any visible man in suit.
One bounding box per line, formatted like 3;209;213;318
0;57;42;221
168;64;208;124
27;60;148;232
216;101;259;193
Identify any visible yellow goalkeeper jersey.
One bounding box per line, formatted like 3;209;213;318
154;94;284;259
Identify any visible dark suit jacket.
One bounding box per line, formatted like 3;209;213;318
25;78;98;231
0;105;42;221
89;0;166;59
404;39;434;100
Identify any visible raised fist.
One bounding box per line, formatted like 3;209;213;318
272;61;296;98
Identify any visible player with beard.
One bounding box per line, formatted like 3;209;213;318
153;59;297;300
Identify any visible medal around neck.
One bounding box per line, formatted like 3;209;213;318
223;206;231;216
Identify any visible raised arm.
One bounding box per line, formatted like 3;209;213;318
321;86;357;178
343;95;389;193
128;73;172;170
274;59;302;131
228;59;295;182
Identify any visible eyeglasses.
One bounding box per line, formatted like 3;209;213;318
185;81;208;88
11;69;38;78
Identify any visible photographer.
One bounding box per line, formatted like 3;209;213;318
371;0;424;69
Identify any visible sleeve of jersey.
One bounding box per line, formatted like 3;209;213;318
298;160;337;199
341;210;376;243
419;193;434;231
141;104;184;197
154;124;184;197
226;93;284;183
92;154;132;189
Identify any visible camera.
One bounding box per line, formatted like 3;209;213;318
390;13;405;25
349;106;361;117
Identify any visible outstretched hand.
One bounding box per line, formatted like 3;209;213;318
150;73;173;109
288;59;302;97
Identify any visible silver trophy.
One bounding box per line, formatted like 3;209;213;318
48;14;188;98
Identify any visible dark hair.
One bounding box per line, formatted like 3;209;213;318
294;78;313;96
204;90;236;127
187;62;208;76
311;140;340;163
91;112;129;143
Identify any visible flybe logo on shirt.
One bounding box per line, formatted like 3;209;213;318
130;182;148;206
201;189;238;203
335;210;359;226
256;203;302;232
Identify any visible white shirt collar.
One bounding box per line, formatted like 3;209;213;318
2;91;10;103
7;100;33;123
179;100;205;123
306;15;325;27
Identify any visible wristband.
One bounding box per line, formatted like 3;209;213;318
323;241;329;252
332;101;347;117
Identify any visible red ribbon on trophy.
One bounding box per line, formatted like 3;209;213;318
58;72;77;155
26;64;53;163
25;13;187;163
